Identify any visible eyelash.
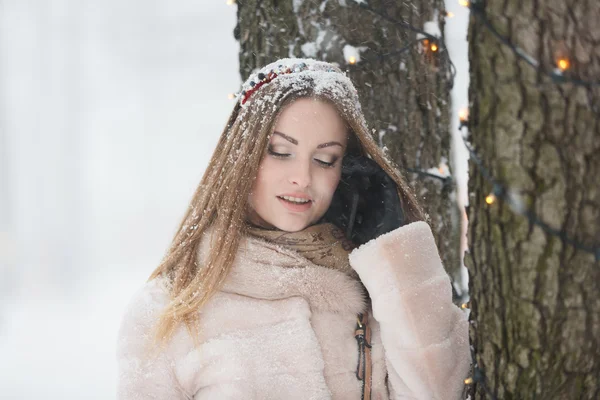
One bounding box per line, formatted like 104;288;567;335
267;148;337;168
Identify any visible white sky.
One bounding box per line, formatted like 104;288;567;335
0;1;468;398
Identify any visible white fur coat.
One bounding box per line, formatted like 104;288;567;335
117;221;470;399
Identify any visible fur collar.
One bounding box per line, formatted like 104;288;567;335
197;228;367;316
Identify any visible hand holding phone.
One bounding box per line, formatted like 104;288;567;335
324;154;405;245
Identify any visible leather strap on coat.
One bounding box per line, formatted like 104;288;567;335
355;312;372;400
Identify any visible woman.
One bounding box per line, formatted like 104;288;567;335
117;58;470;399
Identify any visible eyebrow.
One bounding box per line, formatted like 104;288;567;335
272;131;344;149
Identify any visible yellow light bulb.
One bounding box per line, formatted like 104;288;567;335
557;58;570;71
459;108;469;122
485;193;496;205
348;56;357;65
446;12;455;18
464;377;473;385
227;93;236;100
461;303;469;309
430;43;439;52
226;0;236;5
459;0;470;7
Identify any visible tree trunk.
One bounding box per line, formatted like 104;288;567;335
235;0;463;293
466;0;600;398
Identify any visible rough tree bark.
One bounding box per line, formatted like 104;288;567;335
235;0;463;293
466;0;600;398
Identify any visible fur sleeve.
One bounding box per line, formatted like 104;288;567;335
116;279;190;400
349;221;470;400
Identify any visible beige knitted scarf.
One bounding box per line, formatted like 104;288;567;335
246;222;359;280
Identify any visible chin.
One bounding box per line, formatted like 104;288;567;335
273;217;314;232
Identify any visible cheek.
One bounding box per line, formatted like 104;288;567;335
252;159;278;197
316;170;342;201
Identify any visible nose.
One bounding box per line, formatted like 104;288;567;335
288;158;312;188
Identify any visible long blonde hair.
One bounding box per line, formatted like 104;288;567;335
149;59;425;346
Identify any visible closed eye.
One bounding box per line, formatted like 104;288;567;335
315;159;336;167
268;147;338;168
267;148;290;158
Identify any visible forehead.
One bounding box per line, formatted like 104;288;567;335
273;98;347;143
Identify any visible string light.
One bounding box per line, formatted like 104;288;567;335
461;302;469;309
355;0;600;392
459;108;469;128
463;135;599;260
348;56;357;65
463;362;497;399
226;0;236;5
240;3;597;389
355;0;599;90
466;1;600;87
557;58;570;71
463;116;600;312
404;167;454;187
421;39;439;53
353;2;456;79
353;2;598;395
227;93;236;100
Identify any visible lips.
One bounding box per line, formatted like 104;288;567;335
277;196;313;212
278;193;312;201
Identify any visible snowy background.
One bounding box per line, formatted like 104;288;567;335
0;1;468;398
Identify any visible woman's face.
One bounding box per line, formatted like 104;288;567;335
248;98;348;232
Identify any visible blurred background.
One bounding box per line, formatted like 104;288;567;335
0;1;469;398
0;1;239;397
